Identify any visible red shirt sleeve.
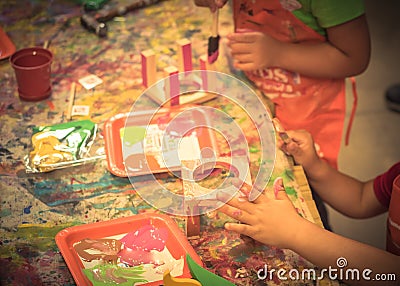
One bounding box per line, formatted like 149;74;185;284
373;161;400;208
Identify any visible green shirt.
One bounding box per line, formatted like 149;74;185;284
291;0;365;36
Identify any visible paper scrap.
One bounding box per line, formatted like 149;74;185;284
78;74;103;90
72;105;90;117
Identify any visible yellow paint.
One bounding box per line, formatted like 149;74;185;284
163;270;202;286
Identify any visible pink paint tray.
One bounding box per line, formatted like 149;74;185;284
55;213;203;286
104;105;218;177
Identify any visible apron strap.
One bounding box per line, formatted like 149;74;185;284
345;77;358;146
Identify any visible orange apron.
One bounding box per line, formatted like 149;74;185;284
233;0;347;169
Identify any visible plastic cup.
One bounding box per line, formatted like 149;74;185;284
10;47;53;101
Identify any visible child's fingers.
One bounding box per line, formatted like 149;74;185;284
230;178;266;204
228;42;253;54
217;203;253;225
284;141;298;154
273;177;291;201
234;61;257;71
224;222;253;237
285;129;312;144
227;32;258;43
231;53;253;63
273;177;288;200
217;193;255;214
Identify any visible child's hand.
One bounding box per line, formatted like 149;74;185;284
227;30;281;71
193;0;227;11
217;178;305;249
280;130;322;170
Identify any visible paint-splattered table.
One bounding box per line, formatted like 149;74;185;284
0;1;338;285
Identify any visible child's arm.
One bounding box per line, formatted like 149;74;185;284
217;182;400;285
281;130;386;218
227;15;370;79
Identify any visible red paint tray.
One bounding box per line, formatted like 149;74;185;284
104;105;218;177
0;26;16;60
55;213;203;286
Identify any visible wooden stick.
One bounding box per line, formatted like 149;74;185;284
163;66;180;106
67;82;76;121
141;49;157;88
176;38;193;72
211;9;219;37
43;40;49;49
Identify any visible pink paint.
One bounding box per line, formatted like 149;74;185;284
207;50;219;64
120;225;168;251
177;40;193;72
168;71;180;106
118;246;158;267
118;225;169;266
233;209;242;218
182;45;192;71
141;53;149;87
273;177;284;198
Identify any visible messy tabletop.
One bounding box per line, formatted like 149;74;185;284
0;0;339;285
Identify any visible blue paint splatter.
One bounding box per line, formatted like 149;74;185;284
24;205;32;214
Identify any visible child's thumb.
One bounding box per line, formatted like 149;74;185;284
273;177;288;200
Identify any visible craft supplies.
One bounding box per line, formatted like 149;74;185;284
272;118;292;144
55;213;202;286
67;82;76;120
103;105;217;177
163;270;201;286
80;0;161;37
78;74;103;90
187;254;235;286
207;9;220;64
24;119;98;173
10;47;53;101
0;26;16;60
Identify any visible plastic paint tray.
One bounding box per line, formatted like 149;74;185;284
104;105;218;177
55;213;203;286
0;26;16;60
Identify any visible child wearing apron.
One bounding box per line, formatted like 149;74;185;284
195;0;371;229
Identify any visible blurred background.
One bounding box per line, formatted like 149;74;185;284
333;0;400;249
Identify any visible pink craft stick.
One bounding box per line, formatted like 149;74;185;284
177;38;193;72
164;66;180;106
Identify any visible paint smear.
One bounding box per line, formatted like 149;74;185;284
82;264;147;286
74;238;122;263
120;224;168;251
74;225;184;285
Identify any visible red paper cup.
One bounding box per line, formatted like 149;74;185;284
10;47;53;101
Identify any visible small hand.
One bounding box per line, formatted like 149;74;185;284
217;177;304;249
279;130;322;170
227;30;281;71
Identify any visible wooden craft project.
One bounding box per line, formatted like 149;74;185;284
176;38;193;72
141;47;216;105
163;66;180;106
182;157;252;239
199;54;210;70
199;54;217;91
141;49;157;88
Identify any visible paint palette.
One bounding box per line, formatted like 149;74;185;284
104;105;218;177
55;213;203;286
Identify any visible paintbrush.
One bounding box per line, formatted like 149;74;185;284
207;9;220;64
272;118;292;144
